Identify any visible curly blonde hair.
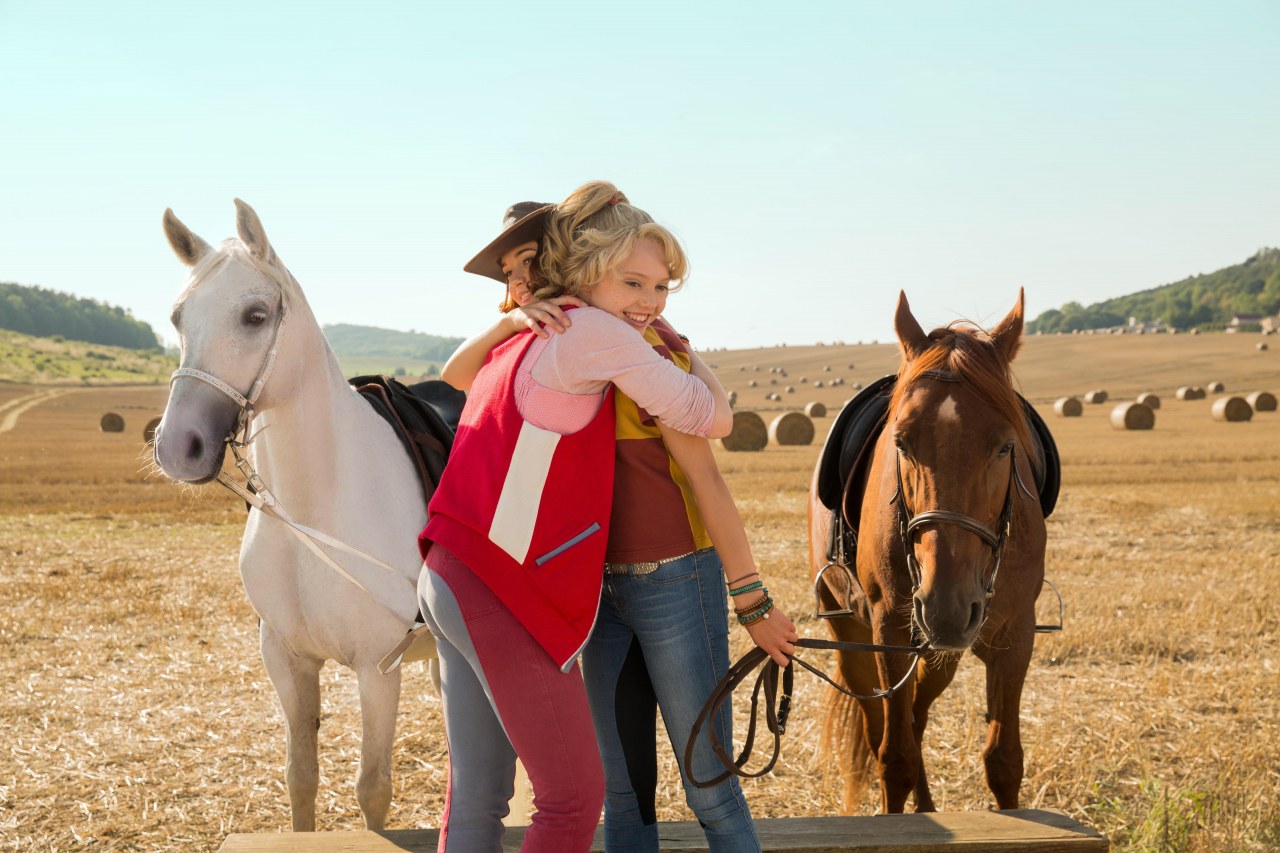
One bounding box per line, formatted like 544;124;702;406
532;181;688;301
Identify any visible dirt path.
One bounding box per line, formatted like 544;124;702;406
0;388;73;433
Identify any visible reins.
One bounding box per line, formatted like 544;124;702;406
685;637;922;788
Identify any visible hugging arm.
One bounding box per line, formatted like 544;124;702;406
657;423;798;666
440;296;586;391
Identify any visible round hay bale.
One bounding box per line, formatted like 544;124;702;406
823;365;831;372
800;376;808;383
1110;402;1155;430
1175;386;1205;400
785;386;795;393
768;412;815;446
769;378;778;385
813;380;824;388
1083;390;1108;404
769;392;781;401
804;401;827;418
1257;342;1269;351
143;416;162;444
1207;380;1226;394
1211;396;1252;422
1245;391;1276;412
100;412;125;433
720;411;768;452
727;391;737;407
1135;392;1161;409
1053;397;1083;417
747;379;757;387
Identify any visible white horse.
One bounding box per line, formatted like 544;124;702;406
153;199;436;831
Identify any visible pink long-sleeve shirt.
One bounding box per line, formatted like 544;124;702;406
513;307;715;436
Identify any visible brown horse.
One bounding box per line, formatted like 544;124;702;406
810;289;1048;814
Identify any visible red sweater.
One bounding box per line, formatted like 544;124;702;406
420;328;617;670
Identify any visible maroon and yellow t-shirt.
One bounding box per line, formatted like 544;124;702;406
604;319;712;564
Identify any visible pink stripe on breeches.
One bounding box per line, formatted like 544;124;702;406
418;543;604;852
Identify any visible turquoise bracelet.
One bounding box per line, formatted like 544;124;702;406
728;579;764;597
737;598;775;625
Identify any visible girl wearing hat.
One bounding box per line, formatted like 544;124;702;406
418;181;740;852
444;182;797;852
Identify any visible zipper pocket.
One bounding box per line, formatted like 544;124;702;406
535;522;602;567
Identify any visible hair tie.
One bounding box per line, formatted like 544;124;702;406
608;196;623;206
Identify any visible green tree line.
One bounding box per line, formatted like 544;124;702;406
1029;248;1280;333
322;323;464;362
0;282;161;350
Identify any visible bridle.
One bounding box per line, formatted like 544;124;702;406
891;371;1037;627
165;251;419;667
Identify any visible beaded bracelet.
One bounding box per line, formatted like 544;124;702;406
728;579;764;597
737;598;775;625
734;592;772;617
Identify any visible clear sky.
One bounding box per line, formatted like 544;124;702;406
2;1;1277;349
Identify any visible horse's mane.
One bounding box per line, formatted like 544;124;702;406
890;322;1031;450
179;238;293;299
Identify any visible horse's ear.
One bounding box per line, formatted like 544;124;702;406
894;290;929;362
234;198;276;263
990;288;1025;363
163;209;211;267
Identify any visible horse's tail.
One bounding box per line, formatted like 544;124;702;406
819;665;875;814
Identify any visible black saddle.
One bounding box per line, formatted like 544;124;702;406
350;375;461;509
816;374;1060;563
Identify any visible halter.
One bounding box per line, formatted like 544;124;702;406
166;250;418;653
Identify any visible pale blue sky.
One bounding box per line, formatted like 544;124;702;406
2;1;1277;349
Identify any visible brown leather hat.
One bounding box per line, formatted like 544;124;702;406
463;201;553;282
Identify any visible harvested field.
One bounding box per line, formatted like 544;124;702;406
3;332;1279;852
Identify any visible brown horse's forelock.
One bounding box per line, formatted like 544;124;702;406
891;323;1030;451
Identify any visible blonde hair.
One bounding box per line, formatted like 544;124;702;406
533;181;688;301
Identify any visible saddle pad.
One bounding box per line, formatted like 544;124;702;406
815;375;896;512
351;375;459;509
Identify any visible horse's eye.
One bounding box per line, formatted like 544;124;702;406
997;441;1014;458
244;308;268;327
893;436;908;456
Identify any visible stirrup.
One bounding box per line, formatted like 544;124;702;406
1035;577;1065;633
813;561;863;620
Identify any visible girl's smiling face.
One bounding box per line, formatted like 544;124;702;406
499;240;539;306
582;239;670;332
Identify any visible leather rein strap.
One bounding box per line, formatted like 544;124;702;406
685;637;921;788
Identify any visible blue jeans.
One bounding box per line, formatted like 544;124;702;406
581;548;760;853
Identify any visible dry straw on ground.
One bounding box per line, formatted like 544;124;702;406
4;332;1280;852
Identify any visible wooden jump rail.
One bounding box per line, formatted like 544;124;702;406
218;808;1107;852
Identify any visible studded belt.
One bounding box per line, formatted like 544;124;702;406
604;549;700;575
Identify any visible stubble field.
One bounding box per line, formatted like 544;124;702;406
1;332;1278;852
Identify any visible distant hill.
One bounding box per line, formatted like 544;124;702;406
0;282;162;350
1028;248;1280;333
321;323;465;378
0;328;175;384
322;323;464;363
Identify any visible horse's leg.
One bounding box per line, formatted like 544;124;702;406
874;655;920;814
260;624;322;832
354;665;401;830
908;653;959;812
975;637;1032;809
825;616;883;813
